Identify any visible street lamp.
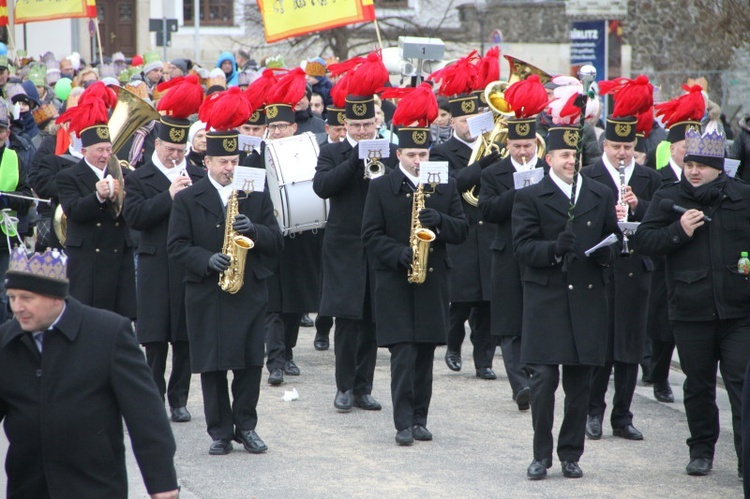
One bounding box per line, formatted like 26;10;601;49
475;0;487;54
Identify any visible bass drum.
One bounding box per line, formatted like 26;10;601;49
264;132;329;236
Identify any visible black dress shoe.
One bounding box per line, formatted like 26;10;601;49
515;386;531;411
284;359;301;376
526;458;551;480
170;406;191;423
654;382;674;403
334;389;353;412
613;424;643;440
208;438;233;455
395;428;414;446
233;429;268;454
444;350;462;372
585;415;602;440
353;394;382;411
300;314;314;327
641;362;653;385
412;425;432;441
561;461;583;478
313;333;329;351
476;367;497;380
686;457;712;476
268;368;284;386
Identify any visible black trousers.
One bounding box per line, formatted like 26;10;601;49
650;338;676;385
672;318;750;461
446;301;494;369
334;318;377;395
316;314;333;335
388;342;436;431
742;360;750;496
527;363;592;463
265;311;303;371
201;367;262;440
588;361;638;428
499;335;528;397
144;340;191;408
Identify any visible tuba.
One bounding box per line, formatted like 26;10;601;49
407;183;436;284
463;56;551;207
219;189;255;294
108;86;160;157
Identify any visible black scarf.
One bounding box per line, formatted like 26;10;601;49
679;173;727;206
18;111;38;138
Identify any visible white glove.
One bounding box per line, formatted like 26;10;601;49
11;102;20;121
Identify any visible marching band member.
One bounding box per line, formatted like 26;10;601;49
123;76;205;423
580;76;661;442
429;53;499;380
167;89;283;455
362;83;468;445
478;75;551;410
513;125;618;479
55;82;136;318
313;52;397;412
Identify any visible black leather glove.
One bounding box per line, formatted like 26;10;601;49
207;253;231;273
418;208;441;227
478;151;502;169
348;145;362;171
554;230;576;257
232;214;255;236
590;246;612;267
399;247;413;269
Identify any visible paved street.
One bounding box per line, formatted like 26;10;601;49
1;321;744;498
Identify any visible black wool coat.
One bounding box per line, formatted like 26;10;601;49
313;139;398;319
362;168;468;346
430;136;494;302
0;298;177;498
122;160;205;343
512;174;619;366
479;155;548;336
56;160;136;318
167;177;283;372
581;160;661;363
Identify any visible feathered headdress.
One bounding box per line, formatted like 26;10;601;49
155;74;204;119
475;47;501;90
330;50;388;98
55;81;116;137
504;74;549;118
381;82;438;128
429;50;479;97
198;87;253;132
266;67;307;106
598;75;653;118
243;68;281;110
654;84;705;129
636;107;654;138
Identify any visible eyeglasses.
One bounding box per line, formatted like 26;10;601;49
347;121;376;130
163;145;187;156
268;123;290;132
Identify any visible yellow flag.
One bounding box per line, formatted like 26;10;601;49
257;0;376;43
15;0;87;24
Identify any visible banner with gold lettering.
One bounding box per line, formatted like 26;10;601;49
14;0;89;24
257;0;375;43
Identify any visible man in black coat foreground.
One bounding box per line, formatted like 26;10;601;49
636;128;750;478
512;126;618;480
0;247;178;498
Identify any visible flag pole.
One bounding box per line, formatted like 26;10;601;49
94;17;103;64
6;4;17;60
372;18;383;51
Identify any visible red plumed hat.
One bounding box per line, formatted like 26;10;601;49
266;67;307;106
156;74;204;119
654;84;706;128
598;75;653;118
343;50;389;97
636;107;654;138
243;68;281;110
380;82;438;128
429;50;479;97
55;81;115;137
504;74;549;118
198;87;252;131
475;46;501;90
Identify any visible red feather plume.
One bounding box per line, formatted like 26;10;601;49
243;68;281;110
346;51;389;97
266;67;307;106
330;72;350;108
77;81;117;110
475;46;501;89
156;74;204;119
654;84;706;128
429;50;479;97
198;87;252;131
55;81;114;136
328;55;366;78
380;82;438;127
598;75;653;117
636;107;654;138
504;74;549;118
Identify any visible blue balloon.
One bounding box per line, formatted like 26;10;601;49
0;43;7;56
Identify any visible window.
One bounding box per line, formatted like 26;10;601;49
375;0;409;8
183;0;234;26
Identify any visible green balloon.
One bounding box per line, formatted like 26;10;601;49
55;78;72;101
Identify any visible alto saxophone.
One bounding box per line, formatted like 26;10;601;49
218;190;255;294
407;183;436;284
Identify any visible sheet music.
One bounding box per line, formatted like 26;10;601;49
513;168;544;190
359;138;390;160
232;166;266;193
418;161;449;185
725;158;740;178
584;233;619;257
466;112;494;140
238;134;262;153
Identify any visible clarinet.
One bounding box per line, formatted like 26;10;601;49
618;160;630;255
